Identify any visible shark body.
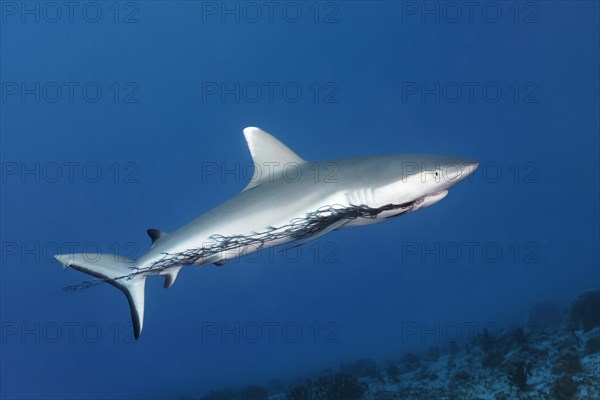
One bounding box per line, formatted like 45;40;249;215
55;127;478;339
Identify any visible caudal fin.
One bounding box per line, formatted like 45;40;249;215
55;253;147;340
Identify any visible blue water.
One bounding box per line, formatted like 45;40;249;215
1;2;598;399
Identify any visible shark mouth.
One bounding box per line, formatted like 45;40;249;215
425;190;448;198
62;202;420;292
414;190;449;209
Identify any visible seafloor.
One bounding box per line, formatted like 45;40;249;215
195;290;600;400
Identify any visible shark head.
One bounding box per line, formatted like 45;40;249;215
412;156;478;210
367;154;479;210
399;155;478;208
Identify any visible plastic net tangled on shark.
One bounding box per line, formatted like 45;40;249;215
62;201;416;292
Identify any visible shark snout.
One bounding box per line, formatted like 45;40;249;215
463;161;479;177
54;254;74;270
440;160;478;186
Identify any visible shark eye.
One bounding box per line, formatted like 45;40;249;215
435;171;440;177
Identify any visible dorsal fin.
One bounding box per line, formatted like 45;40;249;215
242;127;306;192
147;229;167;247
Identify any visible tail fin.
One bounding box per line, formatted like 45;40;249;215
55;253;146;340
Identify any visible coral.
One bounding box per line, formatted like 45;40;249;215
371;390;399;400
413;366;430;381
474;329;496;353
400;352;421;372
507;360;529;392
239;385;268;400
446;360;456;370
529;301;563;329
268;379;285;394
490;326;533;357
385;362;400;383
199;295;600;400
464;342;472;354
570;328;582;347
427;346;440;361
552;350;582;374
512;326;529;346
312;373;366;400
495;392;510;400
585;336;600;354
285;382;310;400
201;389;238;400
569;290;600;332
482;351;504;368
551;374;578;400
285;373;366;400
449;341;459;358
453;370;470;381
557;335;578;351
339;358;381;381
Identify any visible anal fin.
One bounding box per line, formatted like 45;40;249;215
161;266;183;289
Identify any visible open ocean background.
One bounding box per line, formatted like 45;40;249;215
1;1;598;399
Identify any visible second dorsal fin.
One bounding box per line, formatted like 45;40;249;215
147;229;167;247
242;127;306;192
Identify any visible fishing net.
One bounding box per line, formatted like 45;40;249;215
63;201;414;292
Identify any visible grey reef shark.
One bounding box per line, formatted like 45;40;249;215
55;127;478;339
